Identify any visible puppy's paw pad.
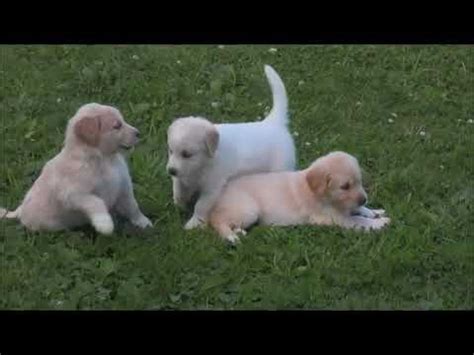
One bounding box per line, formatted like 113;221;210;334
92;214;114;235
184;216;204;230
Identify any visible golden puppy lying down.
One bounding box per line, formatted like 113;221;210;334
209;151;390;243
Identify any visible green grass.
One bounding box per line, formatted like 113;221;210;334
1;45;472;309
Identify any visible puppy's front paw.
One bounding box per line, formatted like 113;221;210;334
132;214;153;229
372;209;386;218
91;213;114;235
355;206;385;219
367;216;391;230
184;216;205;230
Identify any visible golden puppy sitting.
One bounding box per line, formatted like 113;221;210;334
209;151;389;243
0;103;152;234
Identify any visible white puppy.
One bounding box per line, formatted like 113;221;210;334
209;151;390;243
166;65;296;230
0;103;152;234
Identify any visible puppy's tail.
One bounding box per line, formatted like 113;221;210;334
0;206;20;220
262;65;289;126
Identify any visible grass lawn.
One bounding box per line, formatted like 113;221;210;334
1;45;472;309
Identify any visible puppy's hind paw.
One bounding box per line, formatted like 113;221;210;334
224;233;241;245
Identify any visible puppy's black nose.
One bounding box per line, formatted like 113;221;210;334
135;130;140;138
168;167;178;176
359;195;367;206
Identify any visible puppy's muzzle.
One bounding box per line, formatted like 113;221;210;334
168;167;178;177
121;129;141;150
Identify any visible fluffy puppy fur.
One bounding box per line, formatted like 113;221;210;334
0;103;152;234
167;65;296;229
209;151;390;243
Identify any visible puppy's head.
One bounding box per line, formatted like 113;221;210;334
306;151;367;215
166;116;219;179
67;103;140;155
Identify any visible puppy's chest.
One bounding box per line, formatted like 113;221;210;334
93;163;125;206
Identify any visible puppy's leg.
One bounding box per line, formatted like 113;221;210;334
354;206;386;219
172;178;193;208
185;186;223;230
0;206;20;219
115;182;152;229
68;194;114;234
342;215;390;231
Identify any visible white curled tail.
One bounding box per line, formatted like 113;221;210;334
262;65;289;125
0;206;20;219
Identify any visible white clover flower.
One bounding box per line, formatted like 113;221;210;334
218;45;225;49
467;119;473;124
388;118;394;123
305;142;311;146
211;102;220;108
293;131;299;137
391;112;398;118
132;55;139;60
268;48;278;53
56;98;62;103
176;60;181;64
419;130;426;137
298;80;305;86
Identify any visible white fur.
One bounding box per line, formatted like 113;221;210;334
0;103;152;234
91;213;115;235
166;65;296;229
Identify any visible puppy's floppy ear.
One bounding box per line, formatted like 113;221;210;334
74;115;102;146
205;125;219;157
306;165;331;195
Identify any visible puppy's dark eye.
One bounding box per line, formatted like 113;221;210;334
340;182;350;190
113;121;123;130
181;150;192;159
